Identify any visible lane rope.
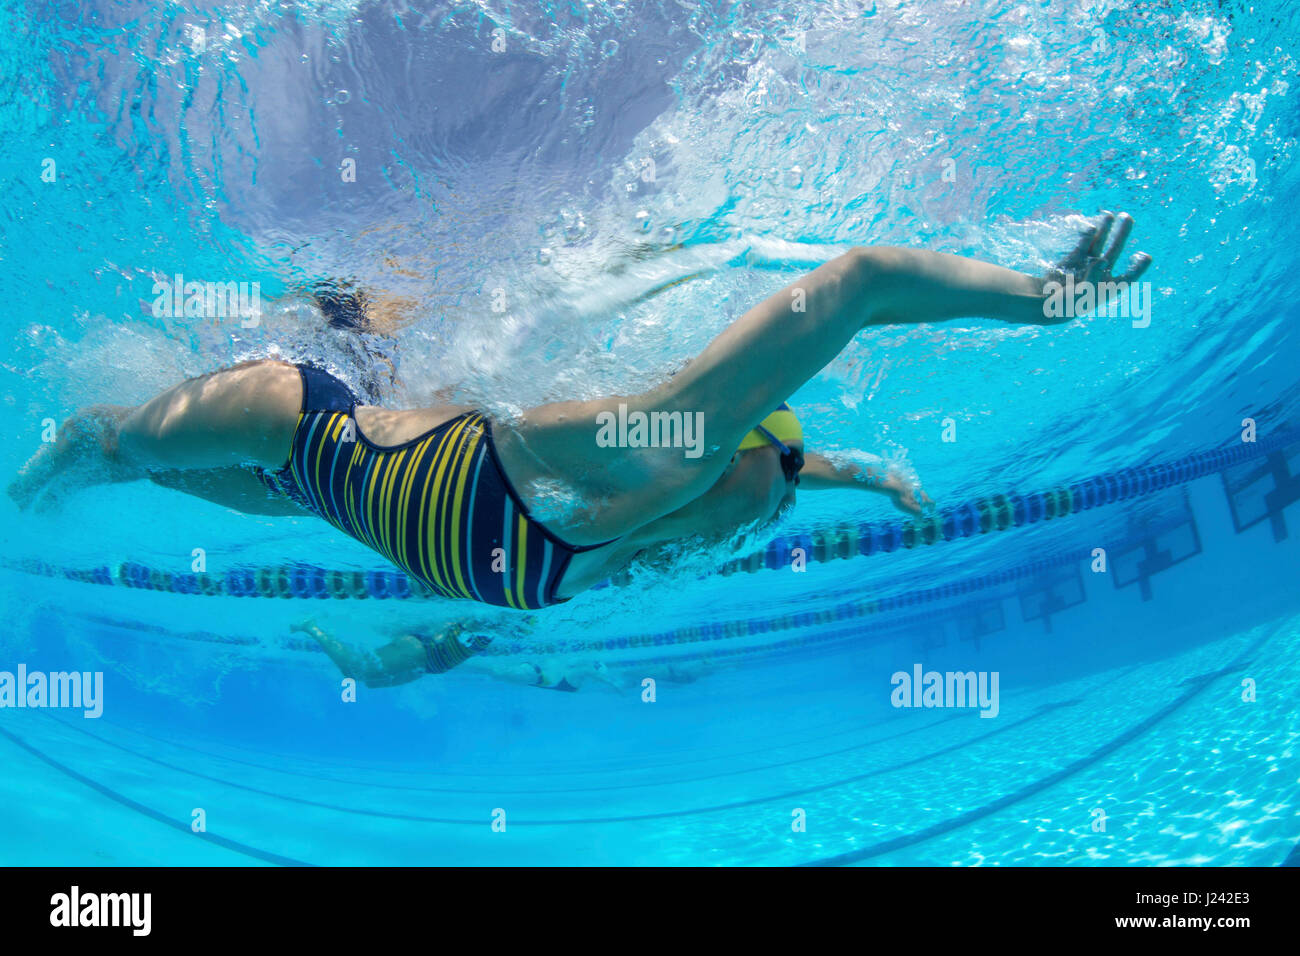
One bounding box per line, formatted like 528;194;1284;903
4;431;1295;656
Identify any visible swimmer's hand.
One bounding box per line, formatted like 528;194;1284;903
290;619;324;639
880;472;934;518
1044;210;1152;302
798;452;931;516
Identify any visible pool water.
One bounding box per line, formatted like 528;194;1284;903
2;0;1298;866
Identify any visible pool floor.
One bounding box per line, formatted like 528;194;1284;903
2;615;1295;866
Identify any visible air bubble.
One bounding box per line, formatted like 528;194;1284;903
601;39;619;58
561;209;588;242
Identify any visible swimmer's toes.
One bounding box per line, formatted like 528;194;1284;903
7;468;44;511
6;478;32;510
8;443;67;508
31;488;63;514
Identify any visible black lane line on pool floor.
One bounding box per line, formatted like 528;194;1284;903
20;659;1150;828
0;640;1262;864
0;723;313;868
21;695;1083;827
41;694;993;798
799;640;1268;866
45;665;982;782
49;608;1141;788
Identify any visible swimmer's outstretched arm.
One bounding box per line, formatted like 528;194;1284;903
799;453;933;516
666;212;1151;450
503;211;1149;544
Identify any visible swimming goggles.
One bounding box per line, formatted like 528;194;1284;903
754;424;805;485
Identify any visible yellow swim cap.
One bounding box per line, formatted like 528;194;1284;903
737;403;803;451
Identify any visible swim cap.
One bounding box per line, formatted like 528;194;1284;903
737;403;803;451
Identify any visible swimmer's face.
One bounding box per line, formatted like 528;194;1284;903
771;440;801;521
769;442;800;515
687;443;797;538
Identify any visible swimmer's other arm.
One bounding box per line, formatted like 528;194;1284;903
799;453;933;517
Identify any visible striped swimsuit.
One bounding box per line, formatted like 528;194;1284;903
257;365;609;609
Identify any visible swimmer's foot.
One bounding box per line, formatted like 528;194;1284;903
8;442;62;510
8;405;137;511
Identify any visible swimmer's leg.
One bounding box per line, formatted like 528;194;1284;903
496;213;1150;543
9;359;302;510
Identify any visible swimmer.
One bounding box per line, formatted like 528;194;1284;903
11;213;1150;610
296;619;622;692
291;619;495;688
660;658;714;684
469;656;624;693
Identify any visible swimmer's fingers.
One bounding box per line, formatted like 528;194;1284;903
1116;252;1153;284
1055;210;1150;285
1059;230;1093;273
1097;210;1152;286
1100;212;1133;270
1085;210;1116;259
892;485;934;517
911;489;937;516
1057;210;1119;278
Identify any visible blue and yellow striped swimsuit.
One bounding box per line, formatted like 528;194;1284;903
257;365;607;609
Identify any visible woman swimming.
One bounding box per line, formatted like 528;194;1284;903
292;619;623;692
9;212;1150;610
291;618;496;687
